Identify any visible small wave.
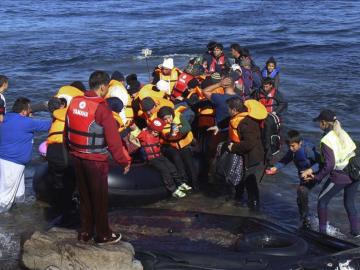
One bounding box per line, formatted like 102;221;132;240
296;28;354;35
271;26;289;33
39;55;86;66
134;53;199;60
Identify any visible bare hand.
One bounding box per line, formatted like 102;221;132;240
228;142;233;152
207;125;219;135
123;164;130;174
300;168;313;180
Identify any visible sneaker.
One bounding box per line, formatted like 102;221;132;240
95;232;122;245
179;183;192;191
350;232;360;238
172;189;186;198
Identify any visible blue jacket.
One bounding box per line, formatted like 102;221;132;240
0;112;51;165
275;140;320;182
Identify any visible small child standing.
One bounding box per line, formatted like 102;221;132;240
0;75;9;122
133;118;191;198
267;130;320;228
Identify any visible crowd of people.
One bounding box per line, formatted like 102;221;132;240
0;41;359;244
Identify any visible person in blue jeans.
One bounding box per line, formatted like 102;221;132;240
267;130;320;228
302;110;360;237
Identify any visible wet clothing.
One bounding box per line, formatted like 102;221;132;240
318;179;359;235
46;143;75;215
0;159;25;213
297;183;316;220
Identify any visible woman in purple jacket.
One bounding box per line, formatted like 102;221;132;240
302;110;359;237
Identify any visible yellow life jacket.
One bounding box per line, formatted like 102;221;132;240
55;85;84;106
106;80;128;99
159;68;181;93
125;98;134;123
138;84;166;101
112;111;126;132
106;80;131;125
321;130;356;170
138;98;175;121
161;111;193;149
47;108;67;144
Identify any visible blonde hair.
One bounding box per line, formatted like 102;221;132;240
328;119;351;147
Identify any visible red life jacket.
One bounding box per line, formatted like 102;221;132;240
209;55;225;73
172;72;194;99
66;96;106;154
138;129;162;160
258;88;277;113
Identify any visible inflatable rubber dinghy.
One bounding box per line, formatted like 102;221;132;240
33;161;171;206
33;155;203;206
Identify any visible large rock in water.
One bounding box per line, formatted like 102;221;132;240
21;227;143;270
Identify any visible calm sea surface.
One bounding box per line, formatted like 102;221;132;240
1;0;360;268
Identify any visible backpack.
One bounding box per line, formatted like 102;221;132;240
262;112;281;160
343;141;360;182
343;155;360;182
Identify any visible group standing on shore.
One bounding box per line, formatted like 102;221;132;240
0;41;359;243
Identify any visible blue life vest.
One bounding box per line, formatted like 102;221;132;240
261;67;280;79
293;140;319;173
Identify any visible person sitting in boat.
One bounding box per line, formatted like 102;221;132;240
106;97;126;134
230;43;242;66
261;56;280;90
152;58;182;94
202;40;217;72
124;74;142;128
131;118;191;198
238;48;262;97
106;71;130;127
267;130;320;228
206;43;230;74
158;106;199;191
138;96;174;125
